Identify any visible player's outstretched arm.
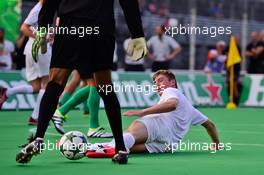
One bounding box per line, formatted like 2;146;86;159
119;0;148;61
119;0;144;39
123;98;178;117
202;120;220;148
20;24;35;38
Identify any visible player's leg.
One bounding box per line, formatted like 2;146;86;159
27;78;42;124
85;78;113;138
35;68;71;136
88;121;148;155
16;68;71;163
129;144;148;153
59;70;81;106
52;79;91;134
94;70;126;153
81;80;90;116
57;84;90;116
0;80;38;109
16;16;82;164
29;76;49;125
94;70;130;164
110;121;148;152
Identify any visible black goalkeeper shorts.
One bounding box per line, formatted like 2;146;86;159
50;17;115;79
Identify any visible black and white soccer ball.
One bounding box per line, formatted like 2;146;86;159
59;131;88;160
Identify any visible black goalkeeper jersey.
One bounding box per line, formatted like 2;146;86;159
39;0;144;38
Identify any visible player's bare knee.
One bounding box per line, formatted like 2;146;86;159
93;70;112;86
31;80;41;92
49;68;71;86
32;85;41;93
127;121;148;143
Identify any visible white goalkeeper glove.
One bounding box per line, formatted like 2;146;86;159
127;37;148;61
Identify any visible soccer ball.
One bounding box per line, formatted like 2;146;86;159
59;131;88;160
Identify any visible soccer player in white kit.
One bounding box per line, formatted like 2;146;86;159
89;70;221;155
0;0;51;125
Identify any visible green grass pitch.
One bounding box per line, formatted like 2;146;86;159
0;108;263;175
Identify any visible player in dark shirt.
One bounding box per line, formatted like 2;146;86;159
254;33;264;74
16;0;148;164
245;32;262;74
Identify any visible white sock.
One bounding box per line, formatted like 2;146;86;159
123;133;136;150
107;133;135;151
6;85;33;97
31;89;45;120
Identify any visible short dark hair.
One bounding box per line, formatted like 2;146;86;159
152;70;178;88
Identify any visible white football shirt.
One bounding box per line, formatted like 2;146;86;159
145;87;208;143
147;35;180;62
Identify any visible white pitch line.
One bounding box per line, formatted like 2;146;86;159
0;123;262;135
232;143;264;148
216;123;264;127
191;128;263;135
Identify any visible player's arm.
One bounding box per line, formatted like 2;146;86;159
166;39;182;60
123;98;178;117
38;0;61;28
201;120;220;148
20;24;35;38
254;44;264;56
166;47;182;60
119;0;144;38
119;0;148;61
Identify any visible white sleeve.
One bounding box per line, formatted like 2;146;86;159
24;4;40;26
168;37;180;50
191;109;208;126
147;37;154;48
161;88;179;101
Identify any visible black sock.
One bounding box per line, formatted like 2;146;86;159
35;81;64;139
97;84;126;152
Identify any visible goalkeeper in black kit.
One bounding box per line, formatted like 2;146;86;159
16;0;147;164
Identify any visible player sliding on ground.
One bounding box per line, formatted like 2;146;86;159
88;70;221;156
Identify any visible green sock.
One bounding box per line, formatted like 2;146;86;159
88;87;100;129
59;86;90;115
83;99;89;113
59;92;72;106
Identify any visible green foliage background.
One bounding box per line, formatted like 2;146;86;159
0;0;21;43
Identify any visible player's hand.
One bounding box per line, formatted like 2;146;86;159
32;27;47;62
148;53;156;60
127;37;148;61
123;110;144;117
